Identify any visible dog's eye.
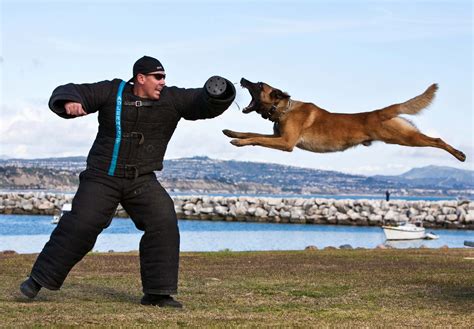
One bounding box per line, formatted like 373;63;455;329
258;82;263;89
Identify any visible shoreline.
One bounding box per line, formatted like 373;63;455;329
1;192;473;229
0;189;462;201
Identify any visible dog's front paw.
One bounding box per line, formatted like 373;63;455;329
230;139;245;147
222;129;238;138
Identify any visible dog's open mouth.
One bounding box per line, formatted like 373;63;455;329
243;98;257;113
240;77;259;113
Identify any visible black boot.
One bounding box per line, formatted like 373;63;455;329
140;294;183;308
20;277;42;299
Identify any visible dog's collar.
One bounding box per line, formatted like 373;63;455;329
267;98;292;121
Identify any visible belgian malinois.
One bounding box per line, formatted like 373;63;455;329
223;78;466;162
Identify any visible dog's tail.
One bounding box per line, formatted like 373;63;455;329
376;84;438;121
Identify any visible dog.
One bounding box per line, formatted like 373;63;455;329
223;78;466;162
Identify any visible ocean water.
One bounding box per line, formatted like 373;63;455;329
0;215;472;254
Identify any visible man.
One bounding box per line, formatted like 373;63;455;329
19;56;236;308
385;190;390;202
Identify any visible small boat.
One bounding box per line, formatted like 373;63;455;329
424;232;439;240
382;222;426;240
52;203;72;224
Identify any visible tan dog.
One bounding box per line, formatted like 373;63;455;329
223;78;466;162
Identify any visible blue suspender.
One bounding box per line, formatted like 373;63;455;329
107;80;126;176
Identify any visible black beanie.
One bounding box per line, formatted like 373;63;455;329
130;56;165;80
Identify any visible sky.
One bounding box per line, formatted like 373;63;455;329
0;0;472;175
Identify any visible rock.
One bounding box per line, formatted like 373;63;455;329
306;214;324;224
267;198;282;206
442;206;456;215
327;216;337;224
398;214;409;222
116;209;128;217
305;245;318;251
214;206;228;216
339;244;353;249
436;214;446;223
425;215;435;222
335;200;348;212
303;199;316;209
376;244;387;249
306;205;319;215
368;214;383;223
408;207;419;216
468;202;474;211
279;210;291;219
268;207;280;217
182;203;195;211
2;250;18;255
38;201;54;210
234;205;247;216
360;211;370;218
446;214;458;221
199;207;214;214
290;208;305;220
383;210;398;221
336;213;349;221
374;208;385;216
465;211;474;223
254;207;268;218
347;210;361;221
21;200;34;211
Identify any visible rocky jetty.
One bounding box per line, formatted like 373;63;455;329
0;192;472;229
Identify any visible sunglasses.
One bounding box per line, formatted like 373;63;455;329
147;73;166;81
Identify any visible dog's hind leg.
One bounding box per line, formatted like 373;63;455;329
412;134;465;162
379;118;466;161
385;131;466;162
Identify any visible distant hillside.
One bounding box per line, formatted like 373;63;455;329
401;165;473;180
0;156;472;197
374;165;474;189
0;167;78;191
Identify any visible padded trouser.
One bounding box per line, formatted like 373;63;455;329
30;169;180;294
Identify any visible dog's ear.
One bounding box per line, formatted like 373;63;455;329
270;89;290;100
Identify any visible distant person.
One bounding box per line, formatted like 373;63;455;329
385;190;391;201
19;56;236;308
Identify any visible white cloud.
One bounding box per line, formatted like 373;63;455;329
1;102;97;158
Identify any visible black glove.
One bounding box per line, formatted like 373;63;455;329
205;76;231;99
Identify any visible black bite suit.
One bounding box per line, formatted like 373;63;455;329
29;78;235;294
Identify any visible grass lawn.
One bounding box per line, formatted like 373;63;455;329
1;249;473;327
